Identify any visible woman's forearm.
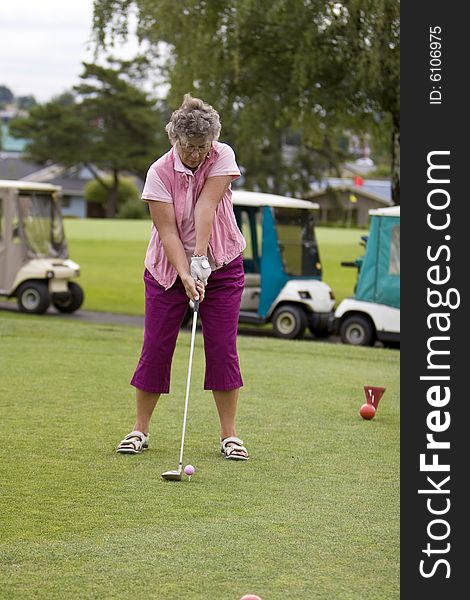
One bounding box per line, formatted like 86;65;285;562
194;198;216;256
148;202;191;279
160;232;191;278
194;175;232;255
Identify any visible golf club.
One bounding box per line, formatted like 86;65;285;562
161;298;199;481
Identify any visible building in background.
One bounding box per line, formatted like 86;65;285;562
304;177;392;227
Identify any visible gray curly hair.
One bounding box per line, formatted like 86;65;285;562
165;93;221;145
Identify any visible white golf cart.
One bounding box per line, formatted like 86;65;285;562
335;206;400;346
232;190;336;339
0;179;83;314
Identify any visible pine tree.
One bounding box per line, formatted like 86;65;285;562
10;58;166;217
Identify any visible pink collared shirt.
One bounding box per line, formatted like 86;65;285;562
141;141;246;289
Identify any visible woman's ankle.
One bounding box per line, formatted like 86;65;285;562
133;423;149;436
220;429;237;440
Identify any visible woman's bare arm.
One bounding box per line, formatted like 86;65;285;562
147;201;203;301
193;175;232;256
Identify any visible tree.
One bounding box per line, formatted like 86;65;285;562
84;175;148;218
10;59;167;217
0;85;14;106
17;95;38;111
10;99;90;166
319;1;400;202
84;174;140;205
92;0;399;202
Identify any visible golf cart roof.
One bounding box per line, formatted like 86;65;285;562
233;190;319;210
369;205;400;217
0;179;61;193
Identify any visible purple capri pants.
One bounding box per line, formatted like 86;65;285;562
130;254;244;393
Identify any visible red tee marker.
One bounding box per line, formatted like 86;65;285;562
364;385;386;410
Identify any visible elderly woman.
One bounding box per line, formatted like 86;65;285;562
117;94;249;460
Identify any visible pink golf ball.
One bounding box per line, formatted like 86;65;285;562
240;595;263;600
184;464;195;476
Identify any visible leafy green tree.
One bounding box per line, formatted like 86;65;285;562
10;59;166;217
17;95;38;111
84;174;140;205
84;175;148;218
0;85;14;106
320;0;399;201
117;197;150;219
92;0;399;202
74;59;166;216
10;100;90;165
51;91;76;107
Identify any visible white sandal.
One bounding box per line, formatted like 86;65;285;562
220;436;249;461
116;430;149;454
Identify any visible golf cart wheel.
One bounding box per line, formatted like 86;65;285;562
339;314;375;346
272;304;307;339
17;281;51;314
52;282;84;313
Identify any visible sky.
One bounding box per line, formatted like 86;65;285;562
0;1;141;103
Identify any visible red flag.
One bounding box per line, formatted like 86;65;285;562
353;175;364;186
363;385;386;409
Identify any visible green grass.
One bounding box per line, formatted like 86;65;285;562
0;313;399;599
63;219;366;315
63;219;151;315
316;228;366;304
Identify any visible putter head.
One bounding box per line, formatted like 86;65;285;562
161;469;182;481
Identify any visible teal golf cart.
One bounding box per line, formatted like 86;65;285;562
232;190;336;339
0;180;83;314
335;206;400;346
